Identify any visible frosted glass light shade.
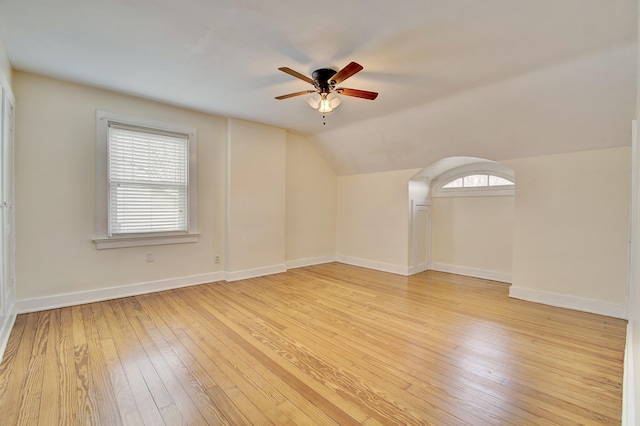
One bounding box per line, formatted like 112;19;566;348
318;97;333;113
307;93;321;109
328;93;341;108
308;93;340;114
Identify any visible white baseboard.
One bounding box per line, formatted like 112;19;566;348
286;256;336;269
622;323;635;426
16;271;225;314
13;262;312;314
408;264;430;275
431;263;512;283
0;303;17;363
336;255;410;276
225;264;287;282
508;286;627;319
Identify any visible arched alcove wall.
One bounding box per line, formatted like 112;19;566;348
409;157;515;282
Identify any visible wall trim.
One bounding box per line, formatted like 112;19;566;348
431;263;512;283
16;272;225;314
622;323;635;426
0;305;17;363
12;261;315;316
509;286;627;319
225;264;287;282
0;67;14;104
336;255;410;276
408;264;431;276
286;256;336;269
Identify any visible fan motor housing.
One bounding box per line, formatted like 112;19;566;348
312;68;338;93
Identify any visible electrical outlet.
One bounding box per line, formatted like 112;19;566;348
146;252;154;262
215;255;220;264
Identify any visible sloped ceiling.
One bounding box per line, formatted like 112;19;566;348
0;0;636;175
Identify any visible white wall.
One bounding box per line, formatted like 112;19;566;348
286;133;336;265
336;168;419;274
431;196;514;280
313;45;635;176
508;147;631;317
226;118;286;277
12;72;340;306
14;72;228;301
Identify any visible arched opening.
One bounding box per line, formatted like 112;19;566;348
409;157;515;282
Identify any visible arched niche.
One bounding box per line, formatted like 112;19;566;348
408;156;515;281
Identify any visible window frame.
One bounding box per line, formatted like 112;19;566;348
94;110;199;249
433;163;515;198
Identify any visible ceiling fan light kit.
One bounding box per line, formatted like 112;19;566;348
276;62;378;123
308;92;341;113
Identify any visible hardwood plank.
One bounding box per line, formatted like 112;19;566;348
110;299;174;412
157;290;321;425
162;286;348;424
198;282;466;425
101;301;165;426
71;304;99;425
130;298;231;424
0;313;30;425
0;263;627;424
81;303;123;426
120;305;210;425
17;312;50;425
170;287;357;425
50;307;77;424
159;403;186;425
98;338;145;425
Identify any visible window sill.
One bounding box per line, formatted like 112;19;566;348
93;233;200;249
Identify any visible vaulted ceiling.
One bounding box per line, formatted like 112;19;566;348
0;0;636;175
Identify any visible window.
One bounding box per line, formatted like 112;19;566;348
94;110;199;249
442;174;514;189
433;162;515;197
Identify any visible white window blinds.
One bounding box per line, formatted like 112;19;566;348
108;123;189;236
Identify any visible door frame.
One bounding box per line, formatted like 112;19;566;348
411;200;431;275
0;68;16;362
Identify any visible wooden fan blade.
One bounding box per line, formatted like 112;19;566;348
332;62;363;84
337;88;378;100
278;67;314;84
275;90;314;100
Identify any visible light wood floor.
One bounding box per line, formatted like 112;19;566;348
0;263;627;425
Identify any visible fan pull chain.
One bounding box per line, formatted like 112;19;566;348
323;114;326;125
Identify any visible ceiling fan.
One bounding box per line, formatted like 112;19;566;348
275;62;378;114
